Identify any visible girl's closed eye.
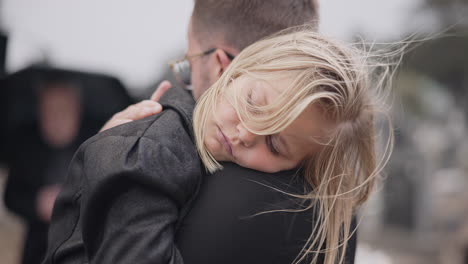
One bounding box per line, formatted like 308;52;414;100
247;87;280;156
266;135;280;155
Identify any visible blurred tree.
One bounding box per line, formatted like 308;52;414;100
404;0;468;121
381;0;468;240
405;36;468;117
424;0;468;26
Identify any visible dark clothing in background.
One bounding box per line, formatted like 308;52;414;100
1;66;132;264
4;126;80;264
44;85;357;264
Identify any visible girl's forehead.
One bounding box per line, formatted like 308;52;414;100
232;74;291;96
282;114;335;164
281;105;328;143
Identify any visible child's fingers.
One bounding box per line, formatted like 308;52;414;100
100;100;162;132
124;101;162;119
100;118;132;132
138;100;162;108
151;81;172;102
135;105;162;118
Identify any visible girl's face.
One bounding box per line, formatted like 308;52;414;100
203;75;330;173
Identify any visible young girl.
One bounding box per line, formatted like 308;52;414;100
192;29;389;264
45;28;392;264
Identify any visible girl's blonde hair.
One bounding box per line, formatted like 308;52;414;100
193;27;395;264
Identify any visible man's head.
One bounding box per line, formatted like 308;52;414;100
186;0;319;99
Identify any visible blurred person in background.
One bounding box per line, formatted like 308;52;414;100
45;1;357;264
1;66;131;264
3;72;82;264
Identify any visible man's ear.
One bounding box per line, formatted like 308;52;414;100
214;49;233;78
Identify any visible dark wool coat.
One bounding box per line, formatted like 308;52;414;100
43;85;356;264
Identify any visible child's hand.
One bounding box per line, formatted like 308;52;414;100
100;81;172;132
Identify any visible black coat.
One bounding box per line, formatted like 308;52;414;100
44;85;201;264
176;162;357;264
44;85;356;264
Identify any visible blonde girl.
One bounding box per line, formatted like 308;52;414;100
194;28;392;264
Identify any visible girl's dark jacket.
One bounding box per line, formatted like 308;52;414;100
43;85;357;264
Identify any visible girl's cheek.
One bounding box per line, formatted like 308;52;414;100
215;101;238;126
240;151;280;173
224;105;239;123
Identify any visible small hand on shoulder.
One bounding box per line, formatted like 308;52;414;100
100;80;172;132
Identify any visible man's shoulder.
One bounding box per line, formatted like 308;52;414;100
82;107;193;150
72;108;198;189
192;162;307;216
176;163;317;264
69;107;200;205
214;163;304;197
178;163;358;263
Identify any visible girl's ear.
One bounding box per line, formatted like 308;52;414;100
214;49;233;78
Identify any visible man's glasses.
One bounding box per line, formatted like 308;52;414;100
169;48;235;88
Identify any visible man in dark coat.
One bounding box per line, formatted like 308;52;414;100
45;1;358;263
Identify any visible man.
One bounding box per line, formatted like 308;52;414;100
44;1;357;263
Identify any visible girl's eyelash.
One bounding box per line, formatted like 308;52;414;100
250;89;277;155
266;135;280;155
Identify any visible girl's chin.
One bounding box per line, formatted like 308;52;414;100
212;153;229;162
215;151;234;162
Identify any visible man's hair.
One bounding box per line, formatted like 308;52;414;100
192;0;319;51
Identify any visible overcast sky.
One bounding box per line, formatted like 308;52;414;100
1;0;432;93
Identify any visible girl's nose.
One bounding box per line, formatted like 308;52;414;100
237;123;257;148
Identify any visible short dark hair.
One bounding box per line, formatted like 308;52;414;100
192;0;319;51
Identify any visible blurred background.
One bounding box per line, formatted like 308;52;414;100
0;0;467;263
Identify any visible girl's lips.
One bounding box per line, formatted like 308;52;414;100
217;127;233;156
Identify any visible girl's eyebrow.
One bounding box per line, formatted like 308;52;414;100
253;80;269;105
